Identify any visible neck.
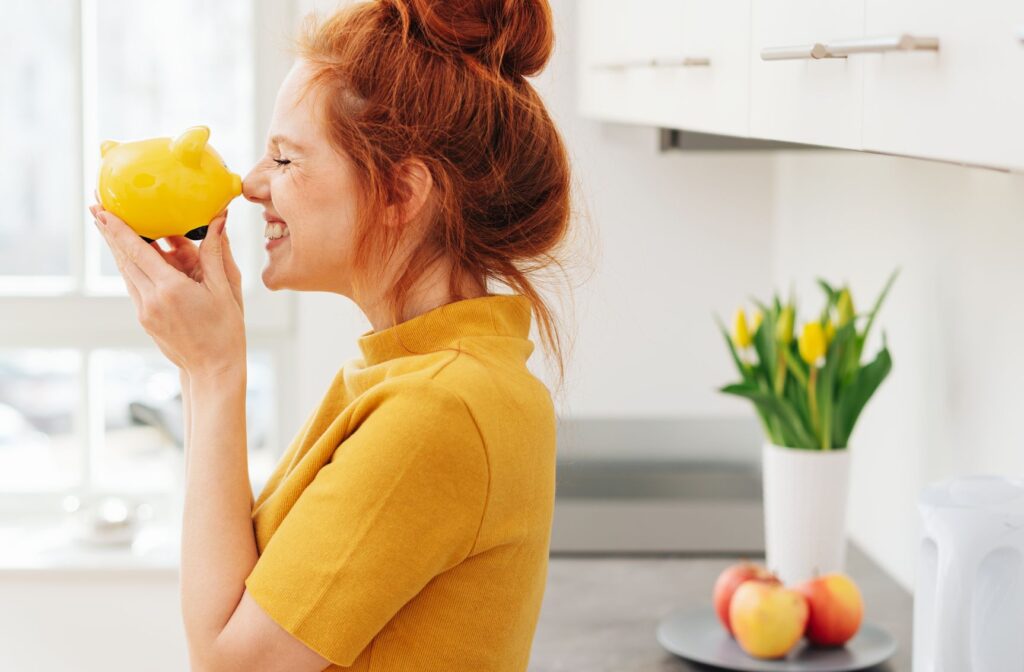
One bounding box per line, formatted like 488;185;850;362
359;265;488;333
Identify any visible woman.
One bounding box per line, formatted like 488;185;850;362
90;0;572;669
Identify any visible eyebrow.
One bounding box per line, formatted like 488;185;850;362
269;134;306;151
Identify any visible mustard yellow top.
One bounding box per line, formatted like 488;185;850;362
245;293;557;671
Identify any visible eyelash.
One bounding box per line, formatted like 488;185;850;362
272;158;291;167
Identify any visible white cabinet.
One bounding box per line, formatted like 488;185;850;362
578;0;677;127
578;0;751;137
576;0;1024;171
748;0;864;149
860;0;1024;171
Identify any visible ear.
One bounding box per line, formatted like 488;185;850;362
171;126;211;168
100;140;120;157
386;158;433;229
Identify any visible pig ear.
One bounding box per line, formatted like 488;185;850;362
100;140;119;157
171;126;211;168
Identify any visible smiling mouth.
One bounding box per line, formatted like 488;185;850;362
264;221;290;240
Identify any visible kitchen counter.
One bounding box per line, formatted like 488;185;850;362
530;541;913;671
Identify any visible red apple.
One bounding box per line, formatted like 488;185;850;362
794;572;864;646
730;581;810;659
712;561;782;636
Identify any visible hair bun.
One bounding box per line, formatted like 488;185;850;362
388;0;554;79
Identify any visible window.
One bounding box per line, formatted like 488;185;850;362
0;0;298;513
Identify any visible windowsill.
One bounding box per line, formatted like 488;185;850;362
0;516;180;577
0;444;279;576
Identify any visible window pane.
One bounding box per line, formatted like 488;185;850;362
91;0;254;278
0;350;81;491
93;348;276;493
0;1;77;278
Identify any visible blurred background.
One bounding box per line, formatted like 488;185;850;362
3;0;1024;669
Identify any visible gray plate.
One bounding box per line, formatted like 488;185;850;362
656;605;897;671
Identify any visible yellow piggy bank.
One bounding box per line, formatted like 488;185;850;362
97;125;243;242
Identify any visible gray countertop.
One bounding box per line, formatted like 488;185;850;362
530;542;913;672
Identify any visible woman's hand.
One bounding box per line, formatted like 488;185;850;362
89;203;247;381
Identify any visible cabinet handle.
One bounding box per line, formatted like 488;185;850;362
592;57;711;70
825;33;939;56
760;43;840;60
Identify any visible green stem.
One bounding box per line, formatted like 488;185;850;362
808;367;820;446
821;375;832;452
774;351;787;397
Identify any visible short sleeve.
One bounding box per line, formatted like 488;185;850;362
243;382;489;667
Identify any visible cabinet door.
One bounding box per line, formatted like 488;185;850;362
861;0;1024;171
578;0;684;127
671;0;752;136
577;1;751;137
749;0;864;148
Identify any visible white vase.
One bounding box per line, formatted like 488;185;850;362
761;441;852;585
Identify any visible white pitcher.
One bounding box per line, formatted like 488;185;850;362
913;474;1024;671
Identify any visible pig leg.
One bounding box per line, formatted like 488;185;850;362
184;226;208;241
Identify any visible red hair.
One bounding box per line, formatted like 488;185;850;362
289;0;578;397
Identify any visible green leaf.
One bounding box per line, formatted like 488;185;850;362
784;372;813;439
721;383;817;449
752;307;778;390
834;339;893;446
781;346;809;388
817;278;836;301
818;322;856;450
860;267;900;356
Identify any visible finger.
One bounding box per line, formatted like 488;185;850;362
198;213;229;293
120;268;145;309
149;241;189;276
119;252;157;300
221;225;242;285
221;225;244;315
96;210;177;285
96;216;154;290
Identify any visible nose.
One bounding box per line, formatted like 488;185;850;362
241;164;269;205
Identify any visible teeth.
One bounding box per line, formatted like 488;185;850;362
264;222;290;239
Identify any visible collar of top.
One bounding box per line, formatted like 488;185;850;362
357;293;533;366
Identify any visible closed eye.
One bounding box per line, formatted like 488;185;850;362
272;158;291;167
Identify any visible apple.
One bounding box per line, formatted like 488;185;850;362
712;561;782;636
729;581;810;659
794;572;864;646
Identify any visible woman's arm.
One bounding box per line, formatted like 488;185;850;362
179;367;253;510
180;368;191;473
179;365;260;669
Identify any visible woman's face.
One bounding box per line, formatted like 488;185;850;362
241;59;361;295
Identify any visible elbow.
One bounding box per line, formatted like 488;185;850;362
187;638;226;672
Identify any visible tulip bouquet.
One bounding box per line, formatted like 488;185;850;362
716;270;898;451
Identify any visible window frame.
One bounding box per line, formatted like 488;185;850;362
0;0;303;514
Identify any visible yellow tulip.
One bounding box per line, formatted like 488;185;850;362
776;305;795;345
751;310;764;332
824;319;836;345
799;322;827;365
837;288;855;326
733;309;752;349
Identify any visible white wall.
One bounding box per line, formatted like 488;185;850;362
771;150;1024;591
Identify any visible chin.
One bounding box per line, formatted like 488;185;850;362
261;268;287;291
